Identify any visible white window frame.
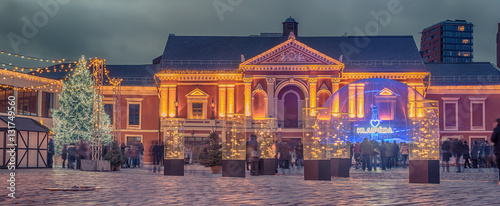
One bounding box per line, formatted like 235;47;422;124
442;97;459;131
469;97;486;131
126;98;143;129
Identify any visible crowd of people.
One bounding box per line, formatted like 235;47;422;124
353;138;409;171
59;141;145;169
441;139;497;173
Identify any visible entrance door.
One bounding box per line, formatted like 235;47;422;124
284;93;299;128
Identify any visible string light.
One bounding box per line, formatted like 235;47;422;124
0;50;76;64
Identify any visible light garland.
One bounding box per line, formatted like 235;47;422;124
0;50;76;64
223;114;246;160
163;118;185;159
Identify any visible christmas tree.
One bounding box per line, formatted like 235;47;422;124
52;56;112;154
199;131;222;167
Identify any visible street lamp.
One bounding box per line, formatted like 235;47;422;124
174;99;179;118
210;98;215;119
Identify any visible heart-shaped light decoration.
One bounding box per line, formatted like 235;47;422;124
370;119;380;128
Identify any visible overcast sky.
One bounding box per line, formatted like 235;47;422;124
0;0;499;68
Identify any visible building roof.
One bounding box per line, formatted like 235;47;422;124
0;116;50;132
160;35;426;72
425;62;500;85
284;16;297;23
422;19;473;31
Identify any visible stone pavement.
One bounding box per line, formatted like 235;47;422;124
1;165;499;205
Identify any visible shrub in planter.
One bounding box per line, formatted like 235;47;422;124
199;131;222;173
104;141;124;171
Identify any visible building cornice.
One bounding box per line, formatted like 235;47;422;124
341;72;429;80
156;73;243;81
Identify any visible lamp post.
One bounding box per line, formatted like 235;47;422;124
174;99;179;118
210;98;215;119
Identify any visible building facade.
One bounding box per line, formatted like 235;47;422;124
420;19;473;63
2;18;500;165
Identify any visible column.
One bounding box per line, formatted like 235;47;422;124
219;85;227;117
356;83;365;118
244;78;252;117
348;85;355;118
37;90;42;117
408;87;415;118
266;77;275;118
160;86;169;117
331;78;340;113
168;85;176;118
308;78;318;116
227;85;235;115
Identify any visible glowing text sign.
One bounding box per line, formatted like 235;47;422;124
356;119;394;134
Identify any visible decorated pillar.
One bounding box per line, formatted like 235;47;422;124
266;77;275;118
168;85;177;118
218;85;227;117
356;83;365;118
308;78;318;115
160;86;169;117
244;78;252;117
227;85;235;115
331;78;340;113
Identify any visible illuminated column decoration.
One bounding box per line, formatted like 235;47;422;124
408;87;415;118
348;84;356;118
160;86;169;117
356;84;365;118
219;85;227;117
223;114;246;160
254;118;277;159
266;77;275;118
244;78;252;117
164;118;185;160
331;79;340;113
168;85;177;118
308;78;318;116
227;85;235;115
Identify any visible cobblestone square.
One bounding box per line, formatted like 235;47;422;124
2;165;499;205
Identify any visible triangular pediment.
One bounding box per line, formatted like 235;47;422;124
186;88;209;97
378;88;394;96
241;37;343;66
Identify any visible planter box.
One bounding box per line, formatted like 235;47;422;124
222;160;245;178
97;160;111;171
164;159;184;176
409;160;440;184
259;158;276;175
80;160;96;171
210;166;222;174
304;160;331;181
331;158;350;178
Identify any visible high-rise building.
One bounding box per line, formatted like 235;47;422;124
497;23;500;67
420;19;473;62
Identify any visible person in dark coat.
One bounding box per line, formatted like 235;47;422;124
392;141;400;168
152;141;161;173
379;141;387;170
246;134;258;171
67;143;76;169
452;139;463;172
490;118;500;185
462;141;471;169
250;146;261;176
61;144;68;168
471;141;480;168
441;139;452;172
47;139;54;168
385;141;393;169
370;140;379;171
359;138;373;171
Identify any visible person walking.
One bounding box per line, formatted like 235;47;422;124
371;140;379;171
490;118;500;185
379;141;387;170
354;142;361;169
152;142;161;173
471;141;480;168
463;141;472;169
67;143;76;169
359;138;373;171
250;146;261;176
385;141;393;169
484;140;491;168
61;144;68;168
479;142;486;168
400;142;409;168
452;139;463;172
48;139;54;168
392;141;400;168
441;139;452;172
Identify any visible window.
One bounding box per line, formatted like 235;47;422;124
104;104;113;125
17;90;37;116
192;103;203;119
41;92;54;118
458;26;464;31
126;136;142;146
129;104;140;126
443;98;459;130
0;88;14;113
469;98;486;130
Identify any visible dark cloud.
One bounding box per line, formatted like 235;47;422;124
0;0;499;67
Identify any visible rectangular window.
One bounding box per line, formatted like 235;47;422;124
0;88;13;113
129;104;140;125
462;39;469;44
470;98;486;130
443;98;459;130
17;90;37;116
192;103;203;119
104;104;113;125
41;92;54;118
126;136;141;146
458;26;464;31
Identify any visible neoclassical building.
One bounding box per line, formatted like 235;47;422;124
2;17;500;165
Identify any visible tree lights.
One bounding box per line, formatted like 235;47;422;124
303;107;331;181
163;117;185;176
253;118;277;175
222;113;246;177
